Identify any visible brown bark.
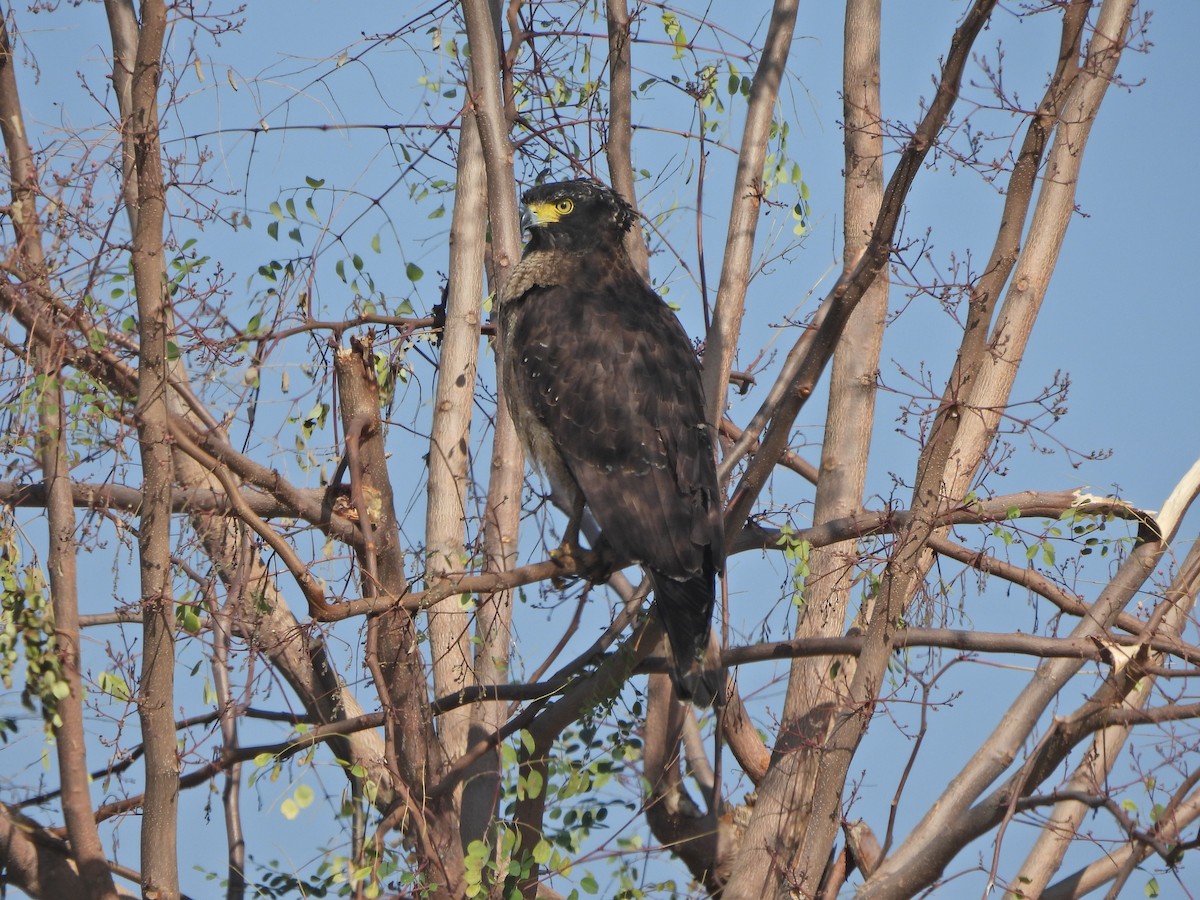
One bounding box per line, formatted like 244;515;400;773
334;337;466;897
723;6;1001;894
775;0;887;786
128;1;179;895
861;4;1140;892
433;105;495;846
0;12;121;898
0;804;105;899
462;0;526;879
701;0;800;430
604;0;650;279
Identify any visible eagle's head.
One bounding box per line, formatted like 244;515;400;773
520;180;637;253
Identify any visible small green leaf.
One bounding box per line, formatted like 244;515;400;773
1145;877;1159;897
280;797;299;820
305;175;325;188
371;233;381;253
294;784;314;809
269;201;284;221
405;262;423;282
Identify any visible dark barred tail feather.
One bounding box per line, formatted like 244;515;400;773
650;572;721;707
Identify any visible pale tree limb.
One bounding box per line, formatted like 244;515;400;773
604;0;650;279
701;0;800;430
919;0;1089;490
424;96;485;778
1011;538;1200;895
854;5;1152;893
719;0;1000;530
721;6;1002;895
105;0;383;874
817;3;1136;894
861;458;1191;897
126;1;178;895
436;105;495;846
776;0;887;789
0;12;120;898
1041;784;1200;899
462;0;526;873
724;2;889;889
114;1;393;812
207;587;246;900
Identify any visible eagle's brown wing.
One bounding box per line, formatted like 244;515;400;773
505;258;724;701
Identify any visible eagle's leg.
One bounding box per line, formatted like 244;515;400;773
549;490;587;577
549;492;616;585
560;489;585;555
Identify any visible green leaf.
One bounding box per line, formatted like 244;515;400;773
179;607;202;634
405;262;423;282
269;201;284;221
305;175;325;188
371;233;381;253
1145;877;1159;897
280;797;299;820
99;671;131;702
580;874;599;895
294;784;314;809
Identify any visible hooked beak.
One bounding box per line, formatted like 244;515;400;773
519;203;535;235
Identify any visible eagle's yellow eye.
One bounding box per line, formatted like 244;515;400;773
554;198;574;215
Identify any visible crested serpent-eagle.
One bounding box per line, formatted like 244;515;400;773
498;180;725;705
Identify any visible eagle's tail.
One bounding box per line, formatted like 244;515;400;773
650;571;722;706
